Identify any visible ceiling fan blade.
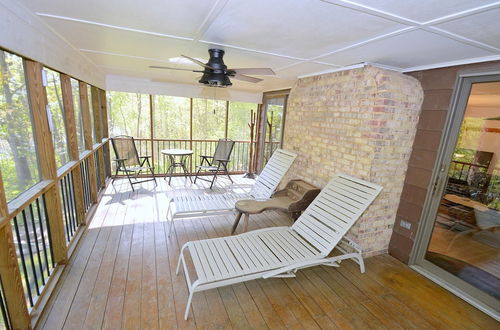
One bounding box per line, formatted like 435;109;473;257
229;68;275;75
149;65;203;72
181;55;214;70
232;74;263;83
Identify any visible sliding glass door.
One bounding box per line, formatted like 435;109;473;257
257;90;289;171
411;72;500;318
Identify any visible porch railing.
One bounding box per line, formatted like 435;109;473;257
1;140;111;328
130;138;280;175
449;160;488;182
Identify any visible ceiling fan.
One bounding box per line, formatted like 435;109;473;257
149;48;275;87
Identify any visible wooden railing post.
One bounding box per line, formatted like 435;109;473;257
224;100;229;138
189;98;193;173
79;82;98;203
60;74;86;225
149;94;154;174
0;171;32;329
99;89;111;178
24;59;67;264
91;86;105;189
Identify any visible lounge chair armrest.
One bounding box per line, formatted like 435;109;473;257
200;155;213;159
139;155;152;159
113;158;127;162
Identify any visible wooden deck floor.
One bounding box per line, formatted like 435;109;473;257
38;176;497;329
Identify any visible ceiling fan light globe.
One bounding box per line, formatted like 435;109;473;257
199;71;232;87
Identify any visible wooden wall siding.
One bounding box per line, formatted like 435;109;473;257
388;60;500;263
24;59;67;264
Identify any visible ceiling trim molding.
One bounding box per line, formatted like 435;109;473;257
80;48;174;64
36;12;194;41
422;1;500;25
28;0;500;88
297;62;367;78
402;54;500;73
320;0;419;25
198;39;307;61
193;0;229;42
275;26;416;71
423;26;500;53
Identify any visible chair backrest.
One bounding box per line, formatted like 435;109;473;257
250;149;297;199
213;138;235;162
111;135;141;167
292;174;383;256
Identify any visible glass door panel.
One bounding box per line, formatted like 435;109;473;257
425;81;500;302
260;95;287;168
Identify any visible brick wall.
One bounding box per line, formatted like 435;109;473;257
282;65;424;256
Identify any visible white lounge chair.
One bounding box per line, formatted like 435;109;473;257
176;173;383;319
167;149;297;232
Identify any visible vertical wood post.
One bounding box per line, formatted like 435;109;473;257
60;74;85;225
99;89;111;179
224;100;229;138
24;59;67;264
91;86;105;189
189;98;193;173
254;103;264;173
0;172;32;329
149;94;154;173
79;82;98;203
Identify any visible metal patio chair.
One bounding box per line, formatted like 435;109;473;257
194;138;235;189
111;135;157;191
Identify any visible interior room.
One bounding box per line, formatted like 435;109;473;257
0;0;499;329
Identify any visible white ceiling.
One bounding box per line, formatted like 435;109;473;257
18;0;500;93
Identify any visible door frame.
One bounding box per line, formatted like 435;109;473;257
409;66;500;320
255;89;290;172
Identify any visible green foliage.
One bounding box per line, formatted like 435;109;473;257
108;91;150;138
0;50;39;201
154;95;190;139
228;102;256;141
45;68;69;168
192;99;226;140
71;78;85;153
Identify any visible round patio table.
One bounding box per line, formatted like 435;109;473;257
161;149;193;185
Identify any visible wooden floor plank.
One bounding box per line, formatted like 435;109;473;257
37;176;498;330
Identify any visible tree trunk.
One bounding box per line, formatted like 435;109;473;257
0;50;34;192
136;93;142;137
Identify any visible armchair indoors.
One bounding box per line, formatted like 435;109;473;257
111;135;157;191
194;138;235;189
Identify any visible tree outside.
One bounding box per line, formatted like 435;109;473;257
0;50;40;201
45;68;70;168
154;95;190;139
71;78;85;153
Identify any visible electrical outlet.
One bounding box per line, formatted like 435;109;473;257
400;219;412;230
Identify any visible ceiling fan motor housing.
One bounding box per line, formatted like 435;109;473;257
199;49;232;87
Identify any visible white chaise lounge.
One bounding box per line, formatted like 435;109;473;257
167;149;297;232
176;173;383;319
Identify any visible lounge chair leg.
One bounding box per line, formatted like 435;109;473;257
167;203;175;237
184;290;194;320
357;254;365;273
176;253;183;275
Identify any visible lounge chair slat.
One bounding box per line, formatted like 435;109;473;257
178;173;383;320
217;240;243;275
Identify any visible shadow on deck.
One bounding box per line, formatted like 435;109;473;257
37;176;497;329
